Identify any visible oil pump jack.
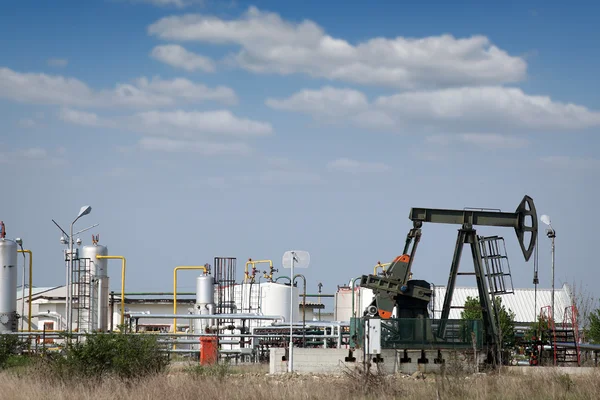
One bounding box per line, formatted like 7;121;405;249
358;195;538;364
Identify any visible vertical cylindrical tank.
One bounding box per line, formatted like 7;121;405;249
260;282;299;323
194;274;215;334
0;238;18;333
81;244;109;332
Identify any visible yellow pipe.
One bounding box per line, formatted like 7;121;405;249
173;266;208;333
245;259;273;283
373;261;391;276
96;255;126;329
17;249;32;332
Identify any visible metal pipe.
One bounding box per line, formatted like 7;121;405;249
271;321;349;327
293;274;307;346
17;249;33;332
351;277;361;319
373;261;391;275
172;266;208;332
275;276;291;283
123;292;195;296
244;259;272;283
67;223;73;336
551;233;555;323
127;313;284;321
95;255;126;328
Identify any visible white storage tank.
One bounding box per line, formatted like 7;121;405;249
193;274;214;334
81;244;109;332
0;237;18;333
334;285;375;321
260;282;299;323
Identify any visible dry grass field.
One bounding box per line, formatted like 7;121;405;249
0;363;599;400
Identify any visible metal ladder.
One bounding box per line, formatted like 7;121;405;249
71;257;92;332
478;236;514;296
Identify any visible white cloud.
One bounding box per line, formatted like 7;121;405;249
539;156;600;171
138;137;252;156
257;170;324;185
59;108;103;127
266;86;368;118
17;118;36;128
129;0;203;8
58;107;273;140
426;133;529;149
267;85;600;132
265;86;395;129
47;58;68;68
135;76;236;104
148;7;526;89
327;158;390;174
151;44;215;72
0;146;68;167
0;67;236;108
129;110;273;137
375;86;600;130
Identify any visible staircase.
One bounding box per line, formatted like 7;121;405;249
555;306;581;365
539;306;557;365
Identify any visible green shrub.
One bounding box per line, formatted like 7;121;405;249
0;335;27;369
41;333;169;382
186;362;232;381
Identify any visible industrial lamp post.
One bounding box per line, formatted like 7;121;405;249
540;215;556;320
66;205;92;335
282;250;310;373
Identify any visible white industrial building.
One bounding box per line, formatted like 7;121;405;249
16;282;574;335
332;283;575;326
16;283;327;334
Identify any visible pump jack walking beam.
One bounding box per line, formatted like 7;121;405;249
409;195;538;361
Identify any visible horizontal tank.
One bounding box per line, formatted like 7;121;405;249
260;282;299;323
0;238;18;333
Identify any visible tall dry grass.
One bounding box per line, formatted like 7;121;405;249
0;363;599;400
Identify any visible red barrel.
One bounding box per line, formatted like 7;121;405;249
200;336;218;365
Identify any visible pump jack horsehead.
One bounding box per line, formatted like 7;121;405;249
360;195;538;363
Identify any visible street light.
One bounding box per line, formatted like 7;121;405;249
282;250;310;373
540;214;556;320
67;205;92;334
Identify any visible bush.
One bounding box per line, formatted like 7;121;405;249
0;335;27;369
41;333;169;382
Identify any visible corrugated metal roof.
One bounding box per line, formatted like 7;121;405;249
431;284;573;323
17;286;60;300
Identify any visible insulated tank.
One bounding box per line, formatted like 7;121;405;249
80;244;109;332
260;282;299;323
194;274;214;334
0;238;18;333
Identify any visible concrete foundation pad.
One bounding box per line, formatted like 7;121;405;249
269;348;468;375
505;366;599;376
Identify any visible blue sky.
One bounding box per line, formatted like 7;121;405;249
1;0;599;308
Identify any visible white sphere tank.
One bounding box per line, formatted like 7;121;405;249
80;244;109;332
0;239;18;333
260;282;299;323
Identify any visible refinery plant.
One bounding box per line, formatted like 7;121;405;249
0;195;594;374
